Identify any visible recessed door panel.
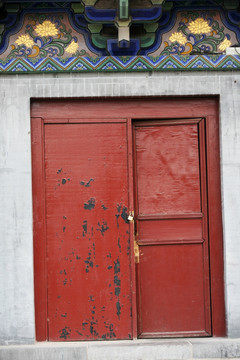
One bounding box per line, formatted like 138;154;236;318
139;244;207;335
135;122;201;216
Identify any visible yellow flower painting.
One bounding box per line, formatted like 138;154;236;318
35;20;58;37
65;41;78;54
15;34;34;48
169;32;187;45
188;18;211;34
219;38;231;51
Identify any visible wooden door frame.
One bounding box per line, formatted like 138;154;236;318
31;97;226;340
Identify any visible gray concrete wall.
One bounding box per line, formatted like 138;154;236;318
0;72;239;344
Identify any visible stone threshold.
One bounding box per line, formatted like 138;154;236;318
1;338;240;360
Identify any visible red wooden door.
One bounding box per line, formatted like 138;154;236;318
43;121;132;340
32;98;225;341
134;119;211;337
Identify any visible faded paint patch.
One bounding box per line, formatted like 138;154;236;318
80;178;94;187
97;220;109;236
59;326;71;339
84;198;95;210
114;257;121;319
82;220;87;237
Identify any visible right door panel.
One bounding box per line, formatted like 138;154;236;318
134;118;211;337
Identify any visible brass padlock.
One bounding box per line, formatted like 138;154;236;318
128;211;134;223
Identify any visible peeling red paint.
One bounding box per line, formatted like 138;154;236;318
42;122;131;340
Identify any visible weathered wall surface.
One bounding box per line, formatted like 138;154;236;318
0;72;239;344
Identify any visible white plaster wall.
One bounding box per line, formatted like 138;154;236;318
0;72;239;344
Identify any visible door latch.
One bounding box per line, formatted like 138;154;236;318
134;238;139;264
128;211;139;263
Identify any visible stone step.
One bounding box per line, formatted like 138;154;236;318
1;338;240;360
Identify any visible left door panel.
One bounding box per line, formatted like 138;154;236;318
34;120;132;341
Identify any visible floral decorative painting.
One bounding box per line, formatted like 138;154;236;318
148;11;238;56
3;14;98;61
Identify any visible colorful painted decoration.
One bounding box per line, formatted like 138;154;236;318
0;0;240;72
3;14;96;60
1;54;240;73
154;11;237;56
